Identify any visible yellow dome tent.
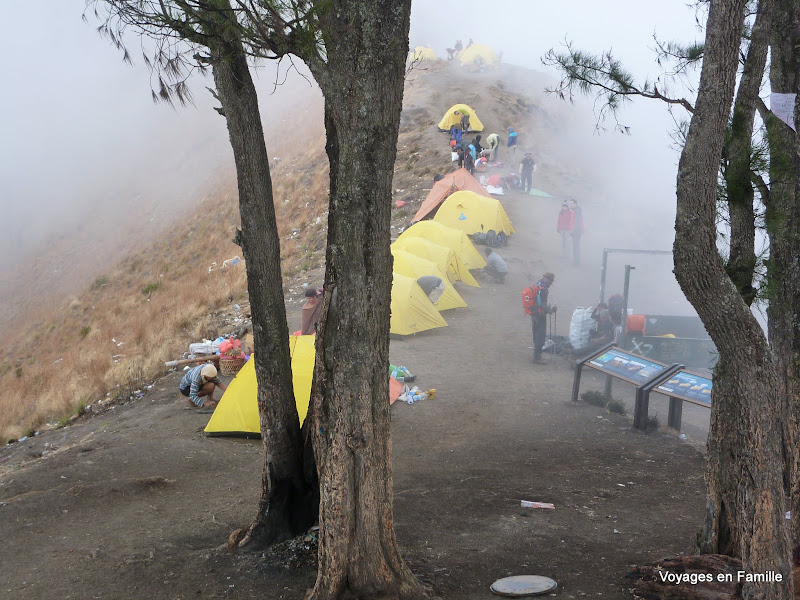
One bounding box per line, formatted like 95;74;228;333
397;220;486;270
204;335;315;436
437;103;484;132
391;249;467;311
390;273;448;335
392;236;480;287
456;44;499;65
433;190;515;235
410;46;438;62
205;335;406;436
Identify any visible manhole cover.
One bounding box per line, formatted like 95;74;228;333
490;575;558;597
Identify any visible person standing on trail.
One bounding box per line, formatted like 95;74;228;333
180;363;227;409
519;151;535;194
569;199;585;266
556;201;574;258
463;146;476;174
522;272;557;364
471;134;483;156
300;287;323;335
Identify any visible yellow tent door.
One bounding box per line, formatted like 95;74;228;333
390;273;448;335
204;335;315;436
391;237;480;287
433;190;515;235
397;220;485;269
437;103;485;132
391;249;467;311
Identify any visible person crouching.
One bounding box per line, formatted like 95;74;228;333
180;363;227;409
484;247;509;283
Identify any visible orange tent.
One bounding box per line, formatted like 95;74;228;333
413;168;491;221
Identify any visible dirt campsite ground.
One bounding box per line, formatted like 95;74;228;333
0;62;712;599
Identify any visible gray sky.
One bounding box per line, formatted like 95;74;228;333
0;1;703;293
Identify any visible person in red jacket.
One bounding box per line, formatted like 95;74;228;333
569;199;585;266
556;201;574;258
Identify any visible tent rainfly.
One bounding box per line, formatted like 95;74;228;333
205;336;405;437
456;44;499;65
397;220;486;270
204;335;315;436
391;249;467;311
413;167;491;222
390;273;448;335
433;190;515;236
409;46;437;62
392;236;480;287
437;104;484;132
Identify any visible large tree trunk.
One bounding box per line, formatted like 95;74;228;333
304;1;425;598
765;0;800;547
674;0;791;598
722;0;772;306
204;4;316;548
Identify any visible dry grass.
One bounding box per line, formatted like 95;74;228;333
0;123;332;444
0;61;532;444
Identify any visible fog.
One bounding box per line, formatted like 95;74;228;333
0;1;703;322
409;1;703;314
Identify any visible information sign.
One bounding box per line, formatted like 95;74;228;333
655;370;712;407
587;347;668;385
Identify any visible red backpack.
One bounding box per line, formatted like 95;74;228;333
522;285;544;316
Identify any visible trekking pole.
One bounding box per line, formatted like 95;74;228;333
548;312;553;362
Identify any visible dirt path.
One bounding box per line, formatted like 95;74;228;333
0;64;711;600
0;184;709;600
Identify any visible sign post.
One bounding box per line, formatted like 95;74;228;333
572;346;674;422
642;369;713;431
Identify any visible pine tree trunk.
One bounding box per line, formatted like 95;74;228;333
765;0;800;548
674;1;791;598
305;1;425;598
205;5;316;548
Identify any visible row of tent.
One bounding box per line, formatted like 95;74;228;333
389;168;514;336
205;168;514;436
409;44;500;66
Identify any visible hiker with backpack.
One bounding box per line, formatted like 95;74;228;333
506;126;518;156
522;272;557;364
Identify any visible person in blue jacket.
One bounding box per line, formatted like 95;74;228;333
507;126;518;156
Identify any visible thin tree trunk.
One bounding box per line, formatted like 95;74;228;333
204;3;315;547
722;0;772;306
674;0;791;598
765;0;800;548
305;1;425;598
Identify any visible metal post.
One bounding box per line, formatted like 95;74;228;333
622;264;635;328
599;249;609;304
